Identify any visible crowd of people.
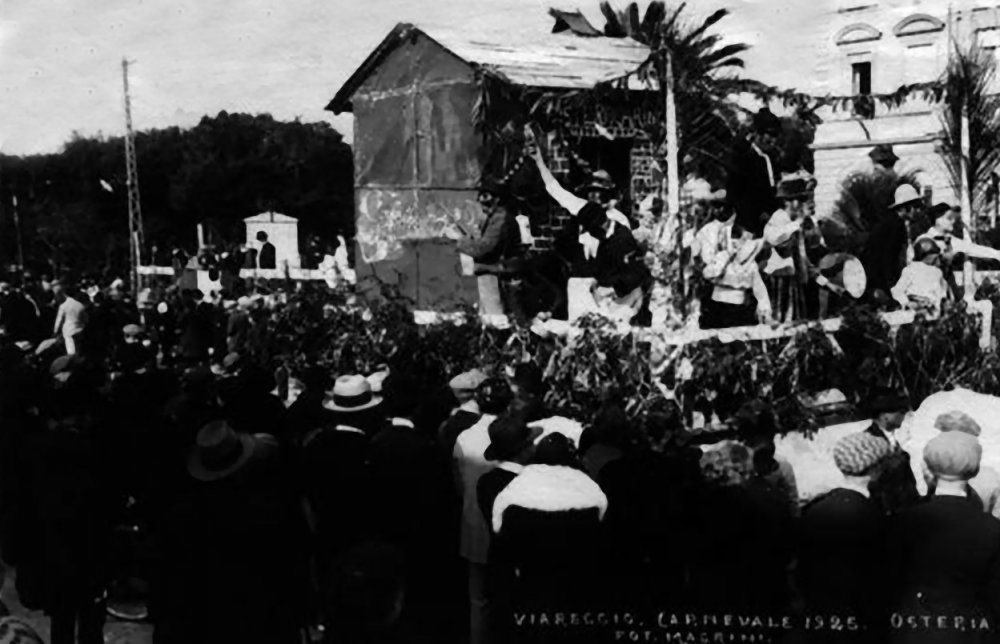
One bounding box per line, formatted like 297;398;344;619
1;275;1000;644
454;108;1000;335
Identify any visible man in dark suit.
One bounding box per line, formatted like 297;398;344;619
799;432;892;643
299;375;382;558
726;108;782;236
861;388;919;515
256;231;276;269
862;184;922;303
477;414;542;528
890;431;1000;643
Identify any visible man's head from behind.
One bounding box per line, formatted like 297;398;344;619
256;231;268;243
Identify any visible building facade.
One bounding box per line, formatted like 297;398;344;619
806;0;1000;218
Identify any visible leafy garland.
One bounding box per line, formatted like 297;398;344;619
265;286;1000;438
471;58;948;183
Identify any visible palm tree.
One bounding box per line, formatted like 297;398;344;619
594;2;754;182
824;170;922;255
939;40;1000;230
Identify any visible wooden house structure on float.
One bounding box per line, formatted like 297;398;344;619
327;18;660;310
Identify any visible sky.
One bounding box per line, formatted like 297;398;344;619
0;0;826;156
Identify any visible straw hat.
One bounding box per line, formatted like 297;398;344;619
323;374;383;412
890;184;922;210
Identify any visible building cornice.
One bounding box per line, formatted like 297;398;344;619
811;133;942;151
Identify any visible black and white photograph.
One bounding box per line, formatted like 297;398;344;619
2;1;1000;642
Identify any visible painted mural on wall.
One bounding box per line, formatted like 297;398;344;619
356;188;484;264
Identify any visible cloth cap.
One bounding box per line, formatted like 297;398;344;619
449;369;487;392
123;324;143;337
935;411;983;437
833;433;891;476
924;431;981;481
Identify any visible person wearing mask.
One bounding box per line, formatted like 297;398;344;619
726;108;782;236
456;180;526;322
862;184;923;304
527;134;651;326
799;433;892;643
890;431;1000;644
862;389;919;515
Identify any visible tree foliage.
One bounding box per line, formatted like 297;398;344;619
939;40;1000;225
0;113;353;279
824;169;922;255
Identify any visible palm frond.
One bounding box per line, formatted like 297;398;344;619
938;41;1000;221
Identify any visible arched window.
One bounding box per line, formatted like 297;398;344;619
893;14;946;38
834;23;882;46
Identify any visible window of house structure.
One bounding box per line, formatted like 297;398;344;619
852;61;871;95
852;61;874;118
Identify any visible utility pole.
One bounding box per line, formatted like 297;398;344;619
122;58;145;297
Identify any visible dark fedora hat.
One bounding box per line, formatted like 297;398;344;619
187;420;258;482
585;169;616;193
577;202;609;233
484;413;543;462
869;144;899;165
752;108;782;136
863;388;909;417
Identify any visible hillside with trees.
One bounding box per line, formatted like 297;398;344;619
0;112;354;279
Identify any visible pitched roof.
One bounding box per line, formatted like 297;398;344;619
327;23;651;114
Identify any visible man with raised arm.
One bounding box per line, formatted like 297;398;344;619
526;132;651;326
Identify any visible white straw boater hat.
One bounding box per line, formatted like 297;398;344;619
323;374;383;412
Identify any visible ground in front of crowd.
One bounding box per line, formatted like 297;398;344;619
1;571;153;644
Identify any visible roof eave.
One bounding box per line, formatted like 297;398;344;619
326;22;416;114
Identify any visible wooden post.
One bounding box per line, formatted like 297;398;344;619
961;106;975;296
664;48;684;317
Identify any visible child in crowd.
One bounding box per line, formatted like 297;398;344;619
891;238;949;316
